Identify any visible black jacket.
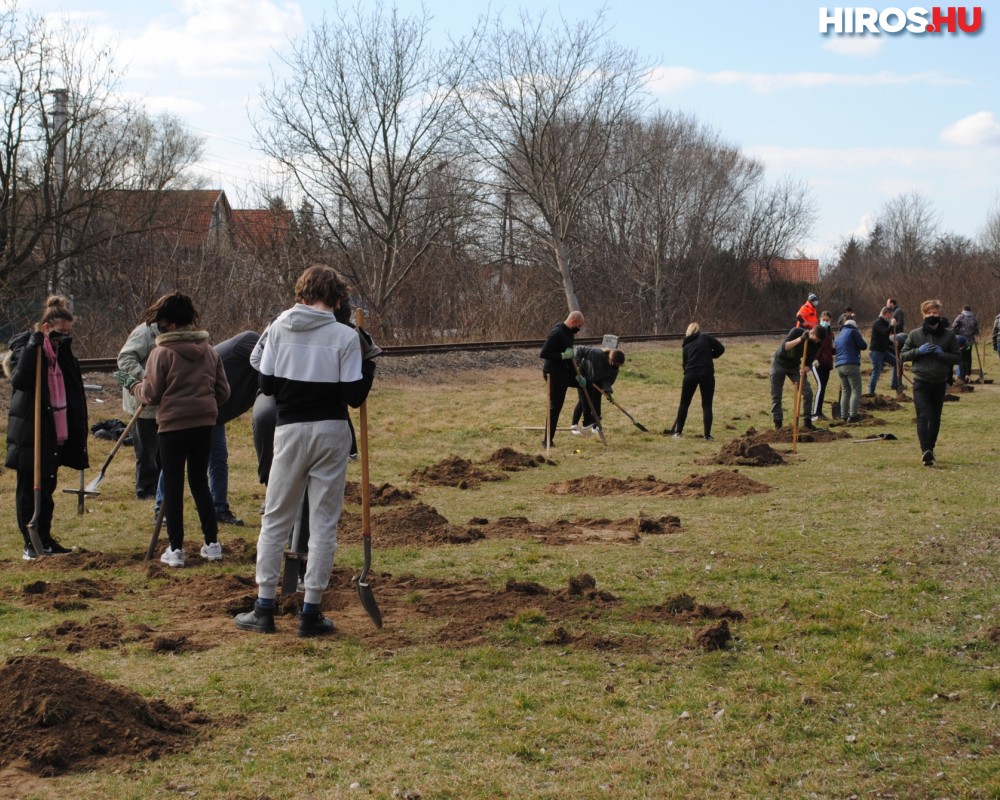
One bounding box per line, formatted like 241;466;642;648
5;331;89;473
575;346;619;391
539;322;576;380
682;332;725;374
870;317;894;353
215;331;261;425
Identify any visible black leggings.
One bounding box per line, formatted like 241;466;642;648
912;379;947;453
158;426;218;551
675;371;715;436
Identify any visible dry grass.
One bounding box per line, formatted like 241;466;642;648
1;339;998;799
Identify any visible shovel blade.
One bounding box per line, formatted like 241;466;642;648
26;489;46;557
355;579;383;628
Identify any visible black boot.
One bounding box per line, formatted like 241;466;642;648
297;610;335;638
235;602;276;634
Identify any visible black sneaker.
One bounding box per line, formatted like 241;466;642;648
297;611;335;638
774;421;782;430
22;545;38;561
216;509;245;527
235;603;276;634
703;434;714;441
43;539;72;555
803;420;818;431
541;439;555;448
847;414;862;423
922;449;935;466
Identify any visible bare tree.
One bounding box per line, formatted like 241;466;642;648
456;8;649;315
253;2;469;333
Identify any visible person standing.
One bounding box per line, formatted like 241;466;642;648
235;265;377;637
571;346;625;433
210;331;262;526
770;325;826;431
539;310;586;448
868;307;899;395
4;296;89;559
834;317;867;423
951;305;979;382
900;300;961;466
811;311;835;419
117;312;162;500
795;293;819;330
672;323;725;440
992;309;1000;364
115;293;230;566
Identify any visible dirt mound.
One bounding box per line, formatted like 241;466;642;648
701;435;785;467
480;514;680;544
484;447;547;471
21;577;120;610
0;655;206;776
344;481;416;506
369;503;485;545
695;619;732;651
738;425;851;445
861;394;907;411
409;456;508;489
38;615;155;652
547;469;770;499
947;382;975;394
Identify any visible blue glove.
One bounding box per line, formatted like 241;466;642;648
576;375;587;388
931;344;945;356
113;370;139;390
917;343;934;356
561;348;575;360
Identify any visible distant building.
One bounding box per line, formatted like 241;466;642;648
749;257;820;288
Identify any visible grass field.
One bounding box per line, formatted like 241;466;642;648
1;339;998;799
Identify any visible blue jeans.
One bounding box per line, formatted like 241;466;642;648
209;423;229;514
868;350;898;394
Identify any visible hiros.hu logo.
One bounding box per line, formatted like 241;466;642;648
819;6;983;33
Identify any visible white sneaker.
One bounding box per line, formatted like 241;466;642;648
200;541;223;562
570;425;581;435
160;547;186;567
590;425;602;436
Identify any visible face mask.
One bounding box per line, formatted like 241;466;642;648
820;321;830;328
568;326;580;333
48;331;72;346
923;317;942;332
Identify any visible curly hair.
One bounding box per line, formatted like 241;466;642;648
144;291;198;328
295;264;349;309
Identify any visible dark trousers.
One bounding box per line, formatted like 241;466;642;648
15;465;58;548
676;371;715;436
958;346;973;380
544;371;573;444
133;416;160;497
811;364;831;416
571;385;603;427
912;379;947;454
158;426;218;552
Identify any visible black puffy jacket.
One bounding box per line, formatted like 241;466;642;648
4;330;89;474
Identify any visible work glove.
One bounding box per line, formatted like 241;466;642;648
575;375;587;388
931;344;945;356
917;343;934;356
357;327;383;360
561;347;575;360
112;370;139;390
28;331;45;349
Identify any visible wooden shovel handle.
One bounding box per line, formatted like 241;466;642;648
356;310;371;538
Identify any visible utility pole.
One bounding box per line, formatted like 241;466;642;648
49;88;72;301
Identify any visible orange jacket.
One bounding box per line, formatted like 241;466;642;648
795;301;818;330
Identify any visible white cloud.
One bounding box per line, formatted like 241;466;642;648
821;37;883;57
940;112;1000;147
646;67;963;95
118;0;303;79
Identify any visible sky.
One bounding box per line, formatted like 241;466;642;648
22;0;1000;264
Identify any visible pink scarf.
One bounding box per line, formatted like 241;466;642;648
42;335;68;444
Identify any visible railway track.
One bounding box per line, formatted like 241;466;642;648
77;329;789;372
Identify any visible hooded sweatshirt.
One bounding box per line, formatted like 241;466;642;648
834;320;867;367
257;303;375;426
132;329;230;432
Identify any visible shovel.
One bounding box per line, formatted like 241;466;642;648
352;309;383;628
590;384;649;432
26;347;47;557
280;492;310;595
145;503;166;560
84;403;145;494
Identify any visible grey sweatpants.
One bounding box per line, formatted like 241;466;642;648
255;419;352;606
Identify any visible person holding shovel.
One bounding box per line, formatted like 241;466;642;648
672;323;725;440
235;264;377;637
951;305;979;383
571;346;625;434
900;299;961;467
4;296;89;560
115;292;230;567
769;325;826;431
117;310;163;501
539;310;586;448
833;316;868;423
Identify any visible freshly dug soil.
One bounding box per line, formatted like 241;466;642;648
700;435;786;467
409;456;508;489
0;655;206;776
547;469;770;499
343;481;415;506
741;426;851;445
484;447;547;471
